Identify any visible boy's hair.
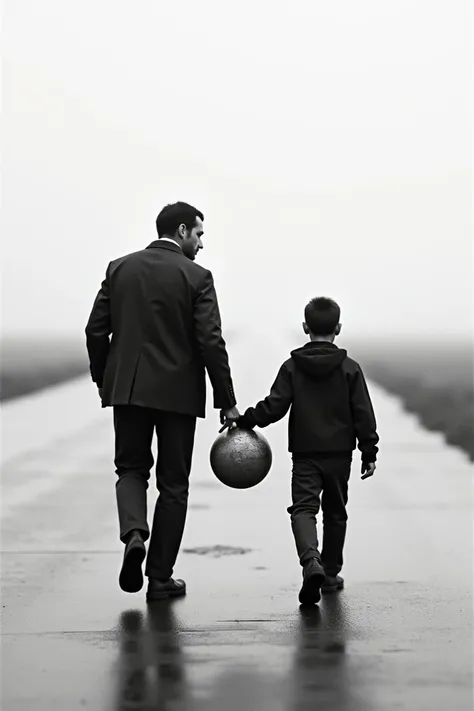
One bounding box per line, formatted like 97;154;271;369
156;202;204;238
304;297;341;335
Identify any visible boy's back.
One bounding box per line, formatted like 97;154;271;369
239;340;379;465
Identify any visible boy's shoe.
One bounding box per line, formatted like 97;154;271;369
321;575;344;593
298;558;326;605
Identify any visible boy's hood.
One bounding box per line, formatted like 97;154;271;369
290;341;347;380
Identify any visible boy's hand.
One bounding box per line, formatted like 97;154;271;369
235;414;255;430
361;462;376;480
219;406;241;433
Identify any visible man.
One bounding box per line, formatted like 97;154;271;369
85;202;240;601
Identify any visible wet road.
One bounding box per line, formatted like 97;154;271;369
1;336;473;710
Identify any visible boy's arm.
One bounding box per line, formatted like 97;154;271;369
350;365;379;463
239;363;293;429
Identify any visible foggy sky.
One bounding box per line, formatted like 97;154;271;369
2;0;471;339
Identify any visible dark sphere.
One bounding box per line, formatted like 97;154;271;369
210;427;273;489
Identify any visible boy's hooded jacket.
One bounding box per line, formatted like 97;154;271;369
239;342;379;462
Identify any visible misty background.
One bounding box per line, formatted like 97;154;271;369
1;1;472;455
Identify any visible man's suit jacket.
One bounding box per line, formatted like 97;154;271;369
85;239;236;418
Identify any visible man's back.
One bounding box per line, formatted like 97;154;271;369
86;239;235;417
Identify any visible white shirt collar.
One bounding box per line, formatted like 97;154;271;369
159;237;181;248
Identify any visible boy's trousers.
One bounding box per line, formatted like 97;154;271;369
287;454;352;576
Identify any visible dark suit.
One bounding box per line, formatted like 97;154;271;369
85;239;236;580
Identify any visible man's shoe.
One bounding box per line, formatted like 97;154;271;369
146;578;187;601
321;575;344;593
298;558;326;605
119;531;146;593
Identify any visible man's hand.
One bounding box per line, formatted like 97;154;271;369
361;461;376;480
219;406;240;433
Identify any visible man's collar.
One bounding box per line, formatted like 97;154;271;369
159;237;181;247
146;239;182;253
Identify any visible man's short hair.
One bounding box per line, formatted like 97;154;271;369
304;297;341;335
156;202;204;238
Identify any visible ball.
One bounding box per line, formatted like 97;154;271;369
210;427;272;489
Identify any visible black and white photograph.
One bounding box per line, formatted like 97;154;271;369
1;1;472;709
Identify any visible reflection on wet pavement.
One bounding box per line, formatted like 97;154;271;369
111;596;368;711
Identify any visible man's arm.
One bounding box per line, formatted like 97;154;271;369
239;363;293;429
193;270;236;410
349;365;379;463
85;264;112;388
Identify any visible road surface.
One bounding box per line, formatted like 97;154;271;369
1;334;473;710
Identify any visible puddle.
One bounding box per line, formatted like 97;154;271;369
182;545;253;558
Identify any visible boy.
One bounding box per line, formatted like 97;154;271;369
237;297;379;605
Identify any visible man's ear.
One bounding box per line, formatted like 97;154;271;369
303;322;309;335
335;323;342;335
